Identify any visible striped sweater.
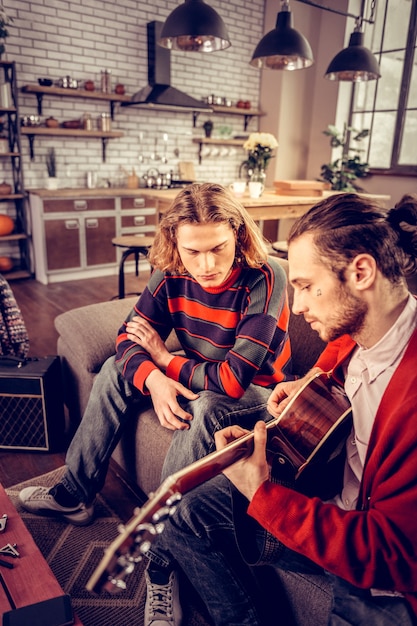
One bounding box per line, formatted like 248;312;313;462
115;258;294;398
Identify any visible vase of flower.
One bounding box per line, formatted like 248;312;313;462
240;132;278;186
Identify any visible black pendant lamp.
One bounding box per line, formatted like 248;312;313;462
250;1;313;70
325;27;381;82
158;0;231;52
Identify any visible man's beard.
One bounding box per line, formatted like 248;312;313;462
325;284;367;343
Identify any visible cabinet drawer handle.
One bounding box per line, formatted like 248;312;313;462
65;219;79;230
134;216;146;226
86;218;98;228
74;200;87;210
133;198;145;208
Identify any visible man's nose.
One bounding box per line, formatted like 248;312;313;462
200;253;215;270
292;291;307;316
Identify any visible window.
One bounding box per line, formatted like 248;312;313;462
350;0;417;174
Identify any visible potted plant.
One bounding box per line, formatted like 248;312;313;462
0;4;13;58
319;124;370;192
45;147;59;190
202;120;213;138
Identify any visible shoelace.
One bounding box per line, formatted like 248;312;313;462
148;581;174;618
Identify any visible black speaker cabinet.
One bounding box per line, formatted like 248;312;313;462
0;356;65;451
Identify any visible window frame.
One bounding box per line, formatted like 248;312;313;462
350;0;417;176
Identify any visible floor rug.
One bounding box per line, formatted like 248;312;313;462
6;468;211;626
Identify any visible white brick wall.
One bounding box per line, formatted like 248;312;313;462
2;0;266;190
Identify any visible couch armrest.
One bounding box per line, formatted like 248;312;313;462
54;297;138;374
54;297;183;375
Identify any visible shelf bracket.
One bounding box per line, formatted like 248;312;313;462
26;134;36;160
110;101;116;120
243;114;253;131
192;111;200;128
101;137;109;162
196;141;203;164
35;93;44;115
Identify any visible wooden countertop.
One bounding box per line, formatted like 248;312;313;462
28;187;391;207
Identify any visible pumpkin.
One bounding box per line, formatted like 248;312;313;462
0;214;14;236
0;256;13;272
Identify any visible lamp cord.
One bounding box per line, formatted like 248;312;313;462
295;0;376;25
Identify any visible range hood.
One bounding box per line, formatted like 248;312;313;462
122;21;212;113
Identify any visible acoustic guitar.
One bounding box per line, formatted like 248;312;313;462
86;371;352;595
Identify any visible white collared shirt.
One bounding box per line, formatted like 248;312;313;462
334;294;417;511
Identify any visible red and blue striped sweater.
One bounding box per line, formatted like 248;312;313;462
115;258;294;398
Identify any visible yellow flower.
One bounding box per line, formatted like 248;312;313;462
243;132;278;152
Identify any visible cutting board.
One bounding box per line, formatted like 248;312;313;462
178;161;196;181
274;180;330;196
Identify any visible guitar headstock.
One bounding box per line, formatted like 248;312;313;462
86;487;182;594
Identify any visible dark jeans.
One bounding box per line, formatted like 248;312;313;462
148;474;416;626
62;355;271;504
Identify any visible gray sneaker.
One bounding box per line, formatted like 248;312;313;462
18;486;94;526
145;569;183;626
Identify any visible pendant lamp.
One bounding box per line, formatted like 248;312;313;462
250;1;313;70
325;28;381;82
158;0;231;52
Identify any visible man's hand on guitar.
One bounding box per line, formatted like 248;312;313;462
267;367;324;417
145;369;198;430
216;422;270;501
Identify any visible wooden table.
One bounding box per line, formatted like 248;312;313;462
0;484;82;623
140;189;391;240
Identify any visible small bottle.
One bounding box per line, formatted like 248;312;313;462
100;70;111;93
98;113;111;131
82;113;92;130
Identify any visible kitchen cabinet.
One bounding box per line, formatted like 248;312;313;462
29;191;157;284
0;61;32;280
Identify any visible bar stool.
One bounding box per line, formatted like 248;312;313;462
270;240;288;259
112;235;155;299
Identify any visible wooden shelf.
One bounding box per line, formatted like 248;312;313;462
21;127;123;138
22;83;132;119
192;137;244;163
193;137;244;146
0;233;29;242
210;104;264;131
21;127;123;161
0;194;25;201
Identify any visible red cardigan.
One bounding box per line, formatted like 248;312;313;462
249;330;417;617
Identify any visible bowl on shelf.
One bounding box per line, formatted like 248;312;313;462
62;120;82;129
45;116;59;128
0;182;13;196
38;78;53;87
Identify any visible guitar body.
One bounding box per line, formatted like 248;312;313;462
86;372;352;594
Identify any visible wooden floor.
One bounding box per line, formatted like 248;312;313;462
0;269;149;521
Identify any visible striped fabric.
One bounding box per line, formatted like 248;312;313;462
116;259;294;398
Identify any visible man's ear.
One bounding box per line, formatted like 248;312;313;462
348;254;377;291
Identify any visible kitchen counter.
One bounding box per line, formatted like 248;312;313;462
28;187;391;223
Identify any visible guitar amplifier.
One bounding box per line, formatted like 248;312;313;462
0;356;65;451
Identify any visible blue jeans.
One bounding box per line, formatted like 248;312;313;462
61;355;272;504
148;474;416;626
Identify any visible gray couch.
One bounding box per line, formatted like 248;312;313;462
54;257;331;624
